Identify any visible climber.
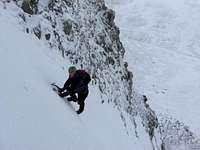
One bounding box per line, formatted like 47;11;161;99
58;66;91;114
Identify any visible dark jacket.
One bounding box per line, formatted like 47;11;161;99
60;70;89;94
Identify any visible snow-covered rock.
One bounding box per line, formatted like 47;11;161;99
9;0;159;144
4;0;200;149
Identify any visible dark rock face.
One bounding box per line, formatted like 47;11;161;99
103;9;115;26
21;0;38;15
45;33;51;40
33;24;41;39
21;0;33;14
63;19;73;35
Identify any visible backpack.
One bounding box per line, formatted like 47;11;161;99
77;70;91;85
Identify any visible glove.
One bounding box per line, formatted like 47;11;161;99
58;88;64;93
59;91;70;98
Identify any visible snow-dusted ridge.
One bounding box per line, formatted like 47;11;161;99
11;0;157;137
0;0;158;149
0;2;137;150
1;0;200;149
106;0;200;149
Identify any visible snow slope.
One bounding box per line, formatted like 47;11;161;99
106;0;200;135
0;3;142;150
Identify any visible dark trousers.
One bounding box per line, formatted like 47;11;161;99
76;91;88;114
60;90;88;114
